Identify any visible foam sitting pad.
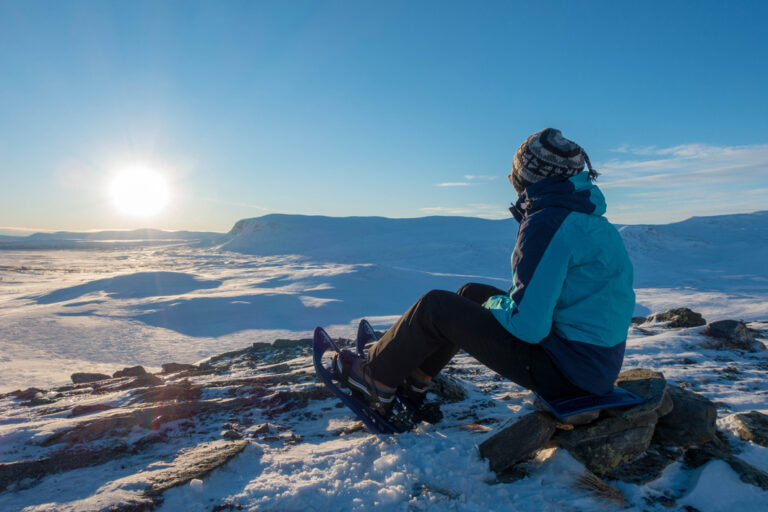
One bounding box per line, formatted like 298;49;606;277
536;387;645;421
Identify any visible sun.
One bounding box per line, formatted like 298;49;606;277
109;166;170;217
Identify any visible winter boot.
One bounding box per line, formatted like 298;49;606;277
332;349;396;418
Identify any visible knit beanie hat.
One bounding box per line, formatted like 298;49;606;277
510;128;599;194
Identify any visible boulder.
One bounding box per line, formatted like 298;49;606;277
71;372;111;384
604;445;681;484
552;411;658;475
648;308;706;328
161;362;198;374
427;373;468;402
653;385;716;447
612;368;673;420
221;429;243;440
113;365;148;378
631;316;648;325
10;387;45;400
702;320;766;352
479;412;556;472
734;411;768;447
684;441;768;491
118;373;163;389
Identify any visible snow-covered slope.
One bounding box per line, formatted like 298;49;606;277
221;214;517;277
1;210;767;392
1;211;768;511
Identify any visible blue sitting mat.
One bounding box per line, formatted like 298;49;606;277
536;386;645;420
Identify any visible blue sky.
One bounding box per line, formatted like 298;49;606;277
1;0;767;233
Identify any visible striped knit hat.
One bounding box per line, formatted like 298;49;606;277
510;128;599;194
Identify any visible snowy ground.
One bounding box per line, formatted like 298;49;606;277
1;212;768;510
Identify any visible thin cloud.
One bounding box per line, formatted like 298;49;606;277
599;143;768;188
420;203;509;219
436;174;499;187
464;174;499;181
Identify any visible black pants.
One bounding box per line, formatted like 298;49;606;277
367;283;586;399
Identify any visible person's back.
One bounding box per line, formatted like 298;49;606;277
485;155;634;395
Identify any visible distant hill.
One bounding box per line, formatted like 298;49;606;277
0;228;226;250
220;214;517;277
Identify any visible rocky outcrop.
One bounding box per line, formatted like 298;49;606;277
553;411;658;475
141;440;248;498
702;320;766;352
647;308;706;328
653;385;717;446
734;411;768;447
612;368;672;420
161;362;198;374
483;366;750;485
113;365;147;378
478;412;556;472
71;372;111;384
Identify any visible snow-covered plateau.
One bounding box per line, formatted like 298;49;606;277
1;211;767;511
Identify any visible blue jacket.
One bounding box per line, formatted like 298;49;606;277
484;171;635;395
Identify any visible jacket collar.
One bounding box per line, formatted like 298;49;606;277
509;171;607;222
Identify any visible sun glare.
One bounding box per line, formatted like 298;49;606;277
109;166;170;217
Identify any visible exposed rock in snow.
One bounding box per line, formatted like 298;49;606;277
112;366;147;378
703;319;767;352
479;412;556;472
734;411;768;447
160;363;198;374
71;372;112;384
653;385;717;446
647;307;707;328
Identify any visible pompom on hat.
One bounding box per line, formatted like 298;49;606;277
510;128;599;195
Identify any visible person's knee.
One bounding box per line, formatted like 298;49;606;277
420;289;450;310
456;282;481;297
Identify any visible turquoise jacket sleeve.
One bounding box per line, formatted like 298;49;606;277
484;212;572;343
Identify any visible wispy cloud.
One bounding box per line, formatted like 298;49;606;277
600;143;768;187
420;203;509;219
464;174;499;181
435;174;500;187
598;143;768;189
600;143;768;224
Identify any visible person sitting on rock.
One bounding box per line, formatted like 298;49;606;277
334;128;636;417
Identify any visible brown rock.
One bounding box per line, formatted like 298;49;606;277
653;385;716;447
553;411;658;475
71;373;111;384
10;387;45;400
479;412;556;473
115;373;163;390
142;440;248;497
427;373;468;402
734;411;768;447
161;362;198;374
113;365;147;378
612;368;672;420
702;320;766;352
648;308;706;328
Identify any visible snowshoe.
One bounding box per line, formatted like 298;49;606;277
355;319;442;424
313;326;416;434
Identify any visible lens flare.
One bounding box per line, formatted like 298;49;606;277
109;166;170;217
